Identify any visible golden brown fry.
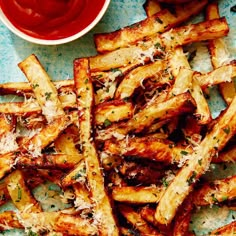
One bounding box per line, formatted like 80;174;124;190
112;186;163;203
173;194;193;236
16;153;78;169
119;205;162;236
6;170;42;213
21;115;72;156
193;175;236;206
194;63;236;89
94;0;207;53
209;221;236;236
115;60;168;99
0;80;74;97
63;58;119;235
155;96;236;225
161;17;229;50
0;211;24;230
144;0;162;17
95;100;134;126
98;92;196;140
206;2;235;105
18;54;65;122
104;136;186;163
140;206;172;235
213;145;236;163
190;78;212;124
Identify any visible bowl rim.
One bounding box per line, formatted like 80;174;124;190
0;0;111;45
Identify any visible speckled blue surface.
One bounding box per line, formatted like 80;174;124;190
0;0;236;235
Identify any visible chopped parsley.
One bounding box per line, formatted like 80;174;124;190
45;92;52;101
187;171;197;185
104;119;112;127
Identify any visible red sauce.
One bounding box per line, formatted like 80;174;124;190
0;0;106;40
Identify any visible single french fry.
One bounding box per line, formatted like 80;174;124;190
94;0;208;53
16;153;78;169
0;80;74;97
63;58;119;235
173;194;193;236
155;96;236;225
104;136;187;163
119;205;162;236
144;0;162;17
190;78;212;124
161;17;229;50
115;60;168;99
95;100;134;126
193;175;236;206
206;2;235;105
209;221;236;236
112;186;163;203
194;63;236;89
18;54;65;122
6;170;42;213
97;92;196;140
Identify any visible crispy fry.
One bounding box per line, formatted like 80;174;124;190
104;136;186;163
6;170;42;213
63;58;119;235
16;153;78;169
144;0;162;17
173;194;193;236
206;2;236;105
193;175;236;206
115;60;168;99
18;54;65;122
209;221;236;235
119;205;162;236
98;92;196;140
94;0;207;53
0;80;74;97
95;100;134;126
0;211;24;230
161;18;229;50
112;186;163;203
155;96;236;225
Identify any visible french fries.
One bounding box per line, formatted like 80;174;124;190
0;1;235;235
94;0;208;53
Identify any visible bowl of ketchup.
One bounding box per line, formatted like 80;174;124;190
0;0;110;45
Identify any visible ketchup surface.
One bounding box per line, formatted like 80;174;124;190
0;0;106;40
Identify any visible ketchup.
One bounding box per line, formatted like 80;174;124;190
0;0;106;40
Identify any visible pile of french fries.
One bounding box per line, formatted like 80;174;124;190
0;0;235;235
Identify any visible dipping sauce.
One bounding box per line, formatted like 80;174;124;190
0;0;106;40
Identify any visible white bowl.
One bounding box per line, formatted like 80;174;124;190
0;0;110;45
